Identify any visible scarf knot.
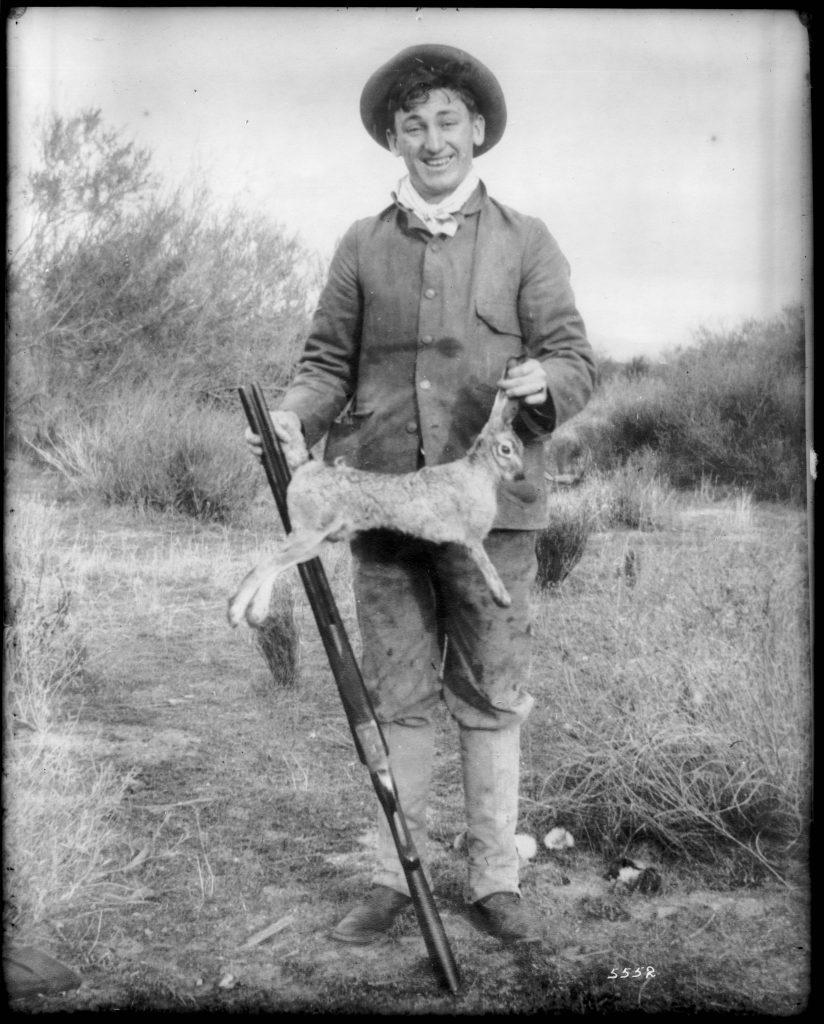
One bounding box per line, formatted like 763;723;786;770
393;170;480;237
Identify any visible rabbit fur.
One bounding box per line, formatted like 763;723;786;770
228;389;525;628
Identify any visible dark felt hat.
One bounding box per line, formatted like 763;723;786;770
360;43;507;156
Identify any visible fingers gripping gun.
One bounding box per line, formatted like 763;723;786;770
238;384;461;995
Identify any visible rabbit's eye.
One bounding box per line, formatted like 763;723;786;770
499;443;512;456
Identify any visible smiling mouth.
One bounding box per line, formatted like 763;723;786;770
423;155;453;170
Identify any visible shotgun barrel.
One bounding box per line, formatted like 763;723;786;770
238;384;461;995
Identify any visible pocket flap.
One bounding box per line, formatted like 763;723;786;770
475;299;522;337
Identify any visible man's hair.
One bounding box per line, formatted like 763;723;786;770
386;60;479;126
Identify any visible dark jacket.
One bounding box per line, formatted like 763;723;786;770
278;183;595;529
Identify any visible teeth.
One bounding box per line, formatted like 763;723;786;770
425;157;451;167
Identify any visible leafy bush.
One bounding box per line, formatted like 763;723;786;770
31;384;259;522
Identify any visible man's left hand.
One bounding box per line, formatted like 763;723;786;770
497;358;548;407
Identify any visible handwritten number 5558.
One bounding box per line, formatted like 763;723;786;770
608;967;656;980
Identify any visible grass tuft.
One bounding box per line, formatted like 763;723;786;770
252;581;302;689
535;491;594;589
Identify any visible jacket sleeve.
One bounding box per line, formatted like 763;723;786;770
277;222;363;448
516;218;596;437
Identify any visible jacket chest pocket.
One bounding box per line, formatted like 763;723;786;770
474;299;524;381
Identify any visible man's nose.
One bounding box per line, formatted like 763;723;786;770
423;125;444;152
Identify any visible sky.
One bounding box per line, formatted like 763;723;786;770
7;7;811;360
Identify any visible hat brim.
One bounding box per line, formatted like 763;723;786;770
360;44;506;157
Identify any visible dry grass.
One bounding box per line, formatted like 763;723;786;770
4;500;137;940
524;500;810;881
5;504;86;730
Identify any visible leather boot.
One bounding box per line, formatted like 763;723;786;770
469;891;542;944
331;884;412;944
459;724;522;903
373;721;435;896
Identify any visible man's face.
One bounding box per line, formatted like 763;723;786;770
387;89;485;203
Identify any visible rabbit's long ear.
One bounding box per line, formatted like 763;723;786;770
490;388;518;428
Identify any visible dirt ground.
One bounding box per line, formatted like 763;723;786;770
5;462;811;1014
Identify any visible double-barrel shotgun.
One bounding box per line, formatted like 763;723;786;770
238;383;461;995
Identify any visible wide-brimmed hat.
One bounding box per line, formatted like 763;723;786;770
360;43;507;156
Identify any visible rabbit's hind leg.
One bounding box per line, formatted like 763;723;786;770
243;526;335;625
228;551;286;628
227;525;334;628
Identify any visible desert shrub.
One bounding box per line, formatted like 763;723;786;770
666;309;806;499
4;501;135;935
30;384;259;522
7;109;316;446
561;307;806;502
525;513;810;880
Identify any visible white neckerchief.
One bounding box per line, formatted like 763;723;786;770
393;169;480;237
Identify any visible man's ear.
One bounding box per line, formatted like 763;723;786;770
472;114;486;149
386;129;400;156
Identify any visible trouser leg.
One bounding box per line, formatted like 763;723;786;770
460;724;522;902
373;720;436;895
436;531;537;901
351;532;442;896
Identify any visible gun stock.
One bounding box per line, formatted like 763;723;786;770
239;384;461;995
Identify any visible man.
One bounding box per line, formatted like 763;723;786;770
248;44;595;944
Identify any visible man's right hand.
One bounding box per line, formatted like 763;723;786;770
245;409;303;460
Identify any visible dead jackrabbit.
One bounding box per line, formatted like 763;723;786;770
228;389;524;628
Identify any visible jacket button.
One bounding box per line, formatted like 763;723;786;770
405;421;417;434
421;335;433;345
424;288;436;299
419;380;431;390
